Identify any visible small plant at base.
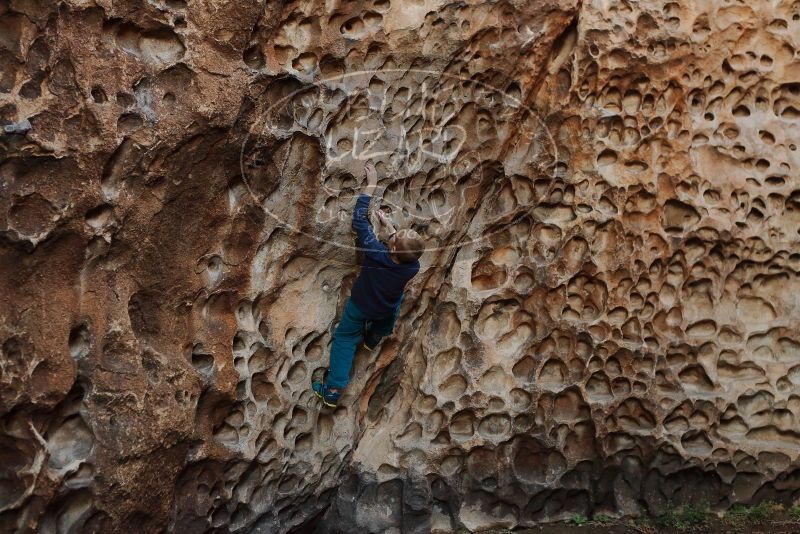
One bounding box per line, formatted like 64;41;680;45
653;502;709;530
569;513;589;525
593;513;613;524
723;501;779;527
790;505;800;520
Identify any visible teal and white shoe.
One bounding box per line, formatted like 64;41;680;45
312;380;341;408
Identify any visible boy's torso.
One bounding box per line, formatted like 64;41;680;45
351;255;419;318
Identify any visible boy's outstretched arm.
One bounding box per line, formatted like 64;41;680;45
363;160;379;196
352;162;386;257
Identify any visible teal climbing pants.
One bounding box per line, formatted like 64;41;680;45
326;296;402;390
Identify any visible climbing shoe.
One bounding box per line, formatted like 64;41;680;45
362;325;380;351
312;380;341;408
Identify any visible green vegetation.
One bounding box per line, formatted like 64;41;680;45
538;501;800;532
723;501;779;528
791;505;800;520
652;502;709;530
568;513;589;525
593;513;613;524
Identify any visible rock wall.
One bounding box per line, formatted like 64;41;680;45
2;0;800;532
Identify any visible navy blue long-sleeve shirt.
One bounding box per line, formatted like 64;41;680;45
350;194;420;318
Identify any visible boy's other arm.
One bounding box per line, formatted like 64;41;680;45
376;210;396;237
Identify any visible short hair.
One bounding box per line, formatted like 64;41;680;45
393;229;424;263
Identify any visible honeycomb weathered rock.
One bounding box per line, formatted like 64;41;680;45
2;0;800;532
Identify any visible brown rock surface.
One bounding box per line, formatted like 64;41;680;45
2;0;800;532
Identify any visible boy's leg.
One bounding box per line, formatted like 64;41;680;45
325;299;367;390
365;295;403;346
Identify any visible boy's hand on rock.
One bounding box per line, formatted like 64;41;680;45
364;161;378;195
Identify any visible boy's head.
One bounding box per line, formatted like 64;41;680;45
389;229;424;263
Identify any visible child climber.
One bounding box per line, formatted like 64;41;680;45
313;161;424;407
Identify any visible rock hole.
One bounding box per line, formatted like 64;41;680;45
252;372;275;403
439;374;467;400
597;148;617;166
732;105;750;117
68;324;91;359
140;29;186;64
47;415;94;470
243;44;265;70
191;345;214;377
91;86;107;103
117;112;143;133
340;17;364;37
116;92;134;107
85;204;113;229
